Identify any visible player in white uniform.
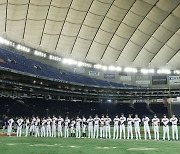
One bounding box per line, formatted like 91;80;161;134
142;115;151;140
127;114;133;139
70;118;76;137
87;116;94;138
57;115;64;137
170;114;178;141
94;115;100;138
30;117;36;136
76;116;82;138
64;116;70;138
51;115;57;137
41;117;46;137
162;114;170;141
16;117;24;137
100;115;105;138
25;117;30;137
119;113;126;139
105;115;111;139
35;116;40;137
46;117;52;137
133;114;141;140
152;114;160;140
7;118;14;136
82;116;87;138
113;115;120;139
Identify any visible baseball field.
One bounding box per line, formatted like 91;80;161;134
0;126;180;154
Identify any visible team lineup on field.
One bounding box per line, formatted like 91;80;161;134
5;113;179;141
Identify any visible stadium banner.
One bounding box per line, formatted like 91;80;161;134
169;76;180;85
104;74;115;79
120;76;131;81
136;76;150;85
89;70;100;76
74;67;85;74
152;76;167;85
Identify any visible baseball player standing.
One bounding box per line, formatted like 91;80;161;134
16;117;24;137
100;114;105;138
133;114;141;140
105;115;111;139
51;115;57;137
25;117;30;137
46;116;52;137
7;117;14;136
35;116;40;137
82;116;87;138
76;116;82;138
70;118;76;137
119;113;126;140
29;116;36;136
162;114;170;141
94;114;100;138
152;114;160;140
64;116;70;138
127;114;133;139
41;117;46;137
170;114;178;141
87;116;94;138
113;114;120;139
57;115;64;137
142;115;151;140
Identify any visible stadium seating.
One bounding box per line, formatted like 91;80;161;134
0;48;137;88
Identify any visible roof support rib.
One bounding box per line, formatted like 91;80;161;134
84;0;116;59
55;0;74;50
70;0;94;55
5;0;8;33
39;0;53;46
167;49;180;63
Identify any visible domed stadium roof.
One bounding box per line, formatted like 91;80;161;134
0;0;179;68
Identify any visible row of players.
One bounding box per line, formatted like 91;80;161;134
6;114;179;141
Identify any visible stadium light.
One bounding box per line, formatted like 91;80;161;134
174;70;180;74
0;37;15;47
102;66;107;71
141;68;155;74
124;67;137;73
94;64;102;69
108;66;116;71
17;44;30;53
157;69;171;74
49;55;61;62
62;58;77;65
34;50;46;58
116;67;122;72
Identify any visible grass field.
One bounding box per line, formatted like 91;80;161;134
0;126;180;154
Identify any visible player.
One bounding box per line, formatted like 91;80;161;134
52;115;57;137
7;117;14;136
119;113;126;140
113;114;120;139
162;114;170;141
170;114;178;141
127;114;133;140
46;116;52;137
82;116;86;138
133;114;141;140
29;116;36;136
87;116;94;138
70;118;76;137
34;116;40;137
100;114;105;138
142;115;151;140
105;114;111;139
94;114;100;138
16;117;24;137
41;117;46;137
2;115;7;134
152;114;160;140
25;117;30;137
76;116;82;138
57;115;64;137
64;116;70;138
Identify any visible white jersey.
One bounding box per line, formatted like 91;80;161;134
133;118;141;127
57;118;64;125
119;117;126;125
25;119;30;127
35;118;40;126
41;119;47;126
127;118;133;126
76;118;82;126
87;118;94;126
82;117;86;123
152;118;160;126
142;117;150;126
31;118;36;125
64;119;70;127
8;118;14;127
52;117;57;125
94;118;100;125
100;118;105;126
46;118;52;125
105;118;111;126
70;120;75;128
113;118;120;126
162;118;169;126
170;117;178;125
17;119;24;127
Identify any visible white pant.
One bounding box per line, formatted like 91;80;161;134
57;125;63;137
120;124;126;139
52;125;56;137
17;126;22;137
35;126;40;137
46;125;51;137
163;126;170;140
105;125;111;139
64;126;69;138
25;126;29;136
30;125;35;134
70;127;75;134
76;125;81;138
88;125;93;138
94;125;99;138
144;125;151;140
100;126;105;138
41;126;46;137
7;126;12;136
153;125;159;140
172;125;178;140
134;126;141;140
113;125;119;139
127;125;133;139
